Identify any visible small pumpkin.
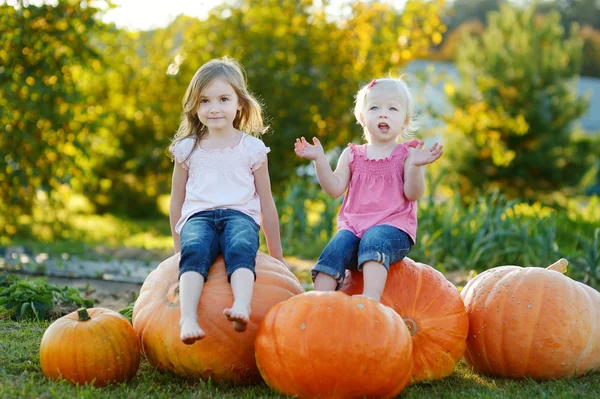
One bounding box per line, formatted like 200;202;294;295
341;257;469;384
39;307;140;386
255;291;413;399
132;251;303;383
461;258;600;380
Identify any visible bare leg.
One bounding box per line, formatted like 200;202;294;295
313;272;338;291
179;271;206;344
359;261;387;302
223;268;254;332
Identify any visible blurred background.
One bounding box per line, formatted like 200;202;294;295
1;0;599;290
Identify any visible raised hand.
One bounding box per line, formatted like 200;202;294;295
294;137;325;161
407;141;443;167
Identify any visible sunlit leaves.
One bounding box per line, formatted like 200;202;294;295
2;0;447;236
443;4;591;199
0;0;105;236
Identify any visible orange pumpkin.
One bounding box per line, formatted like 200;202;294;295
461;258;600;380
341;257;469;384
132;251;303;383
255;291;413;399
39;307;140;386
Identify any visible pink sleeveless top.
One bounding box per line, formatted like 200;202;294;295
337;140;420;242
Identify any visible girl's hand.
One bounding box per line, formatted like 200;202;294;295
407;141;443;167
294;137;325;161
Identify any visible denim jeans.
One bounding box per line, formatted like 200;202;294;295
312;225;413;289
179;209;260;282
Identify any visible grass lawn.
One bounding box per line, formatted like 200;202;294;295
1;319;599;399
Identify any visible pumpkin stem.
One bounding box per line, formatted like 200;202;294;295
403;317;418;336
546;258;568;274
77;307;91;321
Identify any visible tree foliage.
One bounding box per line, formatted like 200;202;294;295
0;0;107;236
1;0;446;235
443;4;592;199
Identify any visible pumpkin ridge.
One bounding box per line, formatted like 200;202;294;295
418;312;469;327
420;322;468;342
498;268;535;376
485;271;516;376
118;316;140;379
409;264;424;314
103;315;124;381
417;329;461;360
93;315;112;382
518;268;548;377
72;321;83;382
55;320;71;380
574;284;596;370
107;315;129;375
271;303;302;396
408;286;445;317
494;276;513;377
478;270;514;374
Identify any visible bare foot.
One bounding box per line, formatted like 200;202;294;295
223;303;251;332
179;318;206;344
353;294;380;303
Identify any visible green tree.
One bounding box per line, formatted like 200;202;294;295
538;0;600;31
579;25;600;77
77;26;183;216
443;0;503;33
443;4;592;199
0;0;107;236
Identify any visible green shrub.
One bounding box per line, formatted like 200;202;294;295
0;274;94;320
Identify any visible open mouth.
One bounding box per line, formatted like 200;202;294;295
378;122;390;132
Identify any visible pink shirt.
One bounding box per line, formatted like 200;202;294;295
171;134;269;234
337;140;420;242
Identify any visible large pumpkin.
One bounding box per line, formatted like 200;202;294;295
39;307;140;386
461;258;600;380
132;251;303;383
341;257;469;384
255;291;413;399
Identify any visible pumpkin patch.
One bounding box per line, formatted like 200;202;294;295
132;251;303;383
461;258;600;380
39;307;140;386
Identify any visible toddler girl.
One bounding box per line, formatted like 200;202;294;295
294;77;442;302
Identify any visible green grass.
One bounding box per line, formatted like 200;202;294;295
1;319;599;398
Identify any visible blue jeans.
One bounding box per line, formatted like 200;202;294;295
312;225;413;289
179;209;260;282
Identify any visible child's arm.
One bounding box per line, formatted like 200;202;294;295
404;141;443;201
170;161;188;253
294;137;351;198
254;158;285;263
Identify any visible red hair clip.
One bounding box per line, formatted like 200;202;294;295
366;79;377;89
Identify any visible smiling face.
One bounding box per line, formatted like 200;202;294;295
196;77;241;134
360;84;408;145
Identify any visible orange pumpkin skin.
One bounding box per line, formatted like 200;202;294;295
255;291;413;399
39;308;140;386
341;257;469;384
132;252;303;383
461;259;600;380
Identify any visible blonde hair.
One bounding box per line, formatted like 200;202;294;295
353;76;418;142
169;56;267;160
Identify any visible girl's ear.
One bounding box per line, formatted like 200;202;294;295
358;112;365;126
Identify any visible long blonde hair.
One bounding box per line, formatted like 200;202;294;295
353;76;419;142
168;57;267;161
